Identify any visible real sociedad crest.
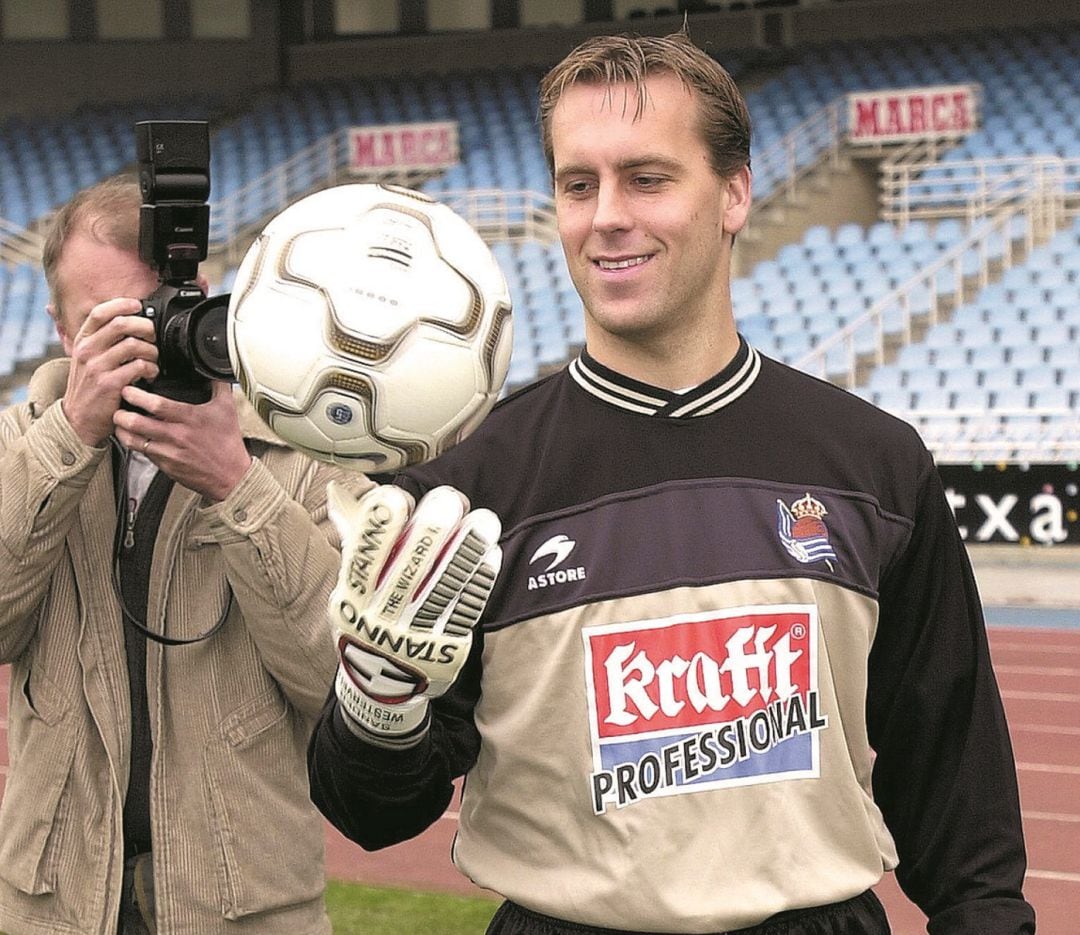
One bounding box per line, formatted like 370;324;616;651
777;493;837;571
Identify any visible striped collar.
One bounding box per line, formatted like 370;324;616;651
568;338;761;418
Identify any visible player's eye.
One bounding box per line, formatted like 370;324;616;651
562;179;595;196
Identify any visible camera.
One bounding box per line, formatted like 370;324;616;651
135;120;232;405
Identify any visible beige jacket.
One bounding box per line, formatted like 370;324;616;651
0;359;369;935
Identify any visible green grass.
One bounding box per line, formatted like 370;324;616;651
325;880;500;934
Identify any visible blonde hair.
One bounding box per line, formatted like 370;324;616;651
538;29;752;180
42;175;143;312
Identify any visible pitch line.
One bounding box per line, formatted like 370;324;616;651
1026;869;1080;884
992;642;1080;656
995;664;1080;677
1023;810;1080;823
1010;723;1080;736
1002;690;1080;702
1016;761;1080;775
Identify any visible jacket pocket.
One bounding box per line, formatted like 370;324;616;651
0;675;78;895
203;689;326;920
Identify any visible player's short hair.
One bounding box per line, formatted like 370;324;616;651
538;29;752;181
42;174;142;310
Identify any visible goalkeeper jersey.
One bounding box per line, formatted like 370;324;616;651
308;338;1033;934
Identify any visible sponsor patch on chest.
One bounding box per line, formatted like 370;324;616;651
582;605;827;814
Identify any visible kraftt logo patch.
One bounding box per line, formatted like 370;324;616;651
582;605;827;815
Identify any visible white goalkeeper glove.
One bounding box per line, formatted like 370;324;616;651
327;481;502;748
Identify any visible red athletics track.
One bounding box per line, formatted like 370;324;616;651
2;625;1077;933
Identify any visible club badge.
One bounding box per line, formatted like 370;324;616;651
777;493;837;571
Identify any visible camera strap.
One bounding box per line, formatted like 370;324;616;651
111;439;232;646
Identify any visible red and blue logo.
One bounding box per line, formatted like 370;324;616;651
582;605;827;814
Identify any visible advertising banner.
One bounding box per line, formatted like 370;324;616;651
938;463;1080;545
348;121;459;174
847;84;978;144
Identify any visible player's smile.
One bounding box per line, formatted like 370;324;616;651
594;254;654;272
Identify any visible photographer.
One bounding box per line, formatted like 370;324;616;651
0;175;367;934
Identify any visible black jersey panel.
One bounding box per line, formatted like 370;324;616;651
485;476;913;631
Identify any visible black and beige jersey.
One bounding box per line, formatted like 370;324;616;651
309;339;1033;934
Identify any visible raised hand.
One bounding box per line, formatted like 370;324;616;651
61;298;158;447
327;482;502;747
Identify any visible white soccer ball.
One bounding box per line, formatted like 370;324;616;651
227;183;513;472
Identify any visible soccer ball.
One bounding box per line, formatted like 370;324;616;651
227;183;513;472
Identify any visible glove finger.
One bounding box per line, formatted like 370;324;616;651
326;478;378;546
411;508;503;638
372;485;471;624
329;481;414;601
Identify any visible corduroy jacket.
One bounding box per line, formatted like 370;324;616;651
0;358;369;935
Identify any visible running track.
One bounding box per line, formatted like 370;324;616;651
2;624;1077;933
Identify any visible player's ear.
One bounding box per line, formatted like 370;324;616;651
721;165;752;238
47;303;76;356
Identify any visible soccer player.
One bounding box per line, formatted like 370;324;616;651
0;176;366;934
308;30;1035;934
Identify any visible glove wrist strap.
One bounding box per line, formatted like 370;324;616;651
335;665;430;749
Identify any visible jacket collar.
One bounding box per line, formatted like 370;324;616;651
28;357;286;447
568;336;760;418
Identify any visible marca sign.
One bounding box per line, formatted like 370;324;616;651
582;605;827;814
348;120;459;174
847;84;978;145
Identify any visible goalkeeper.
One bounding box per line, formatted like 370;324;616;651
308;27;1034;935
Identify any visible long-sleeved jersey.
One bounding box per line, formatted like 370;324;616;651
309;340;1034;934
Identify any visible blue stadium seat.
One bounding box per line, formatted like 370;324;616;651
905;367;942;391
912;387;952;411
1020;367;1062;392
969;344;1008;370
1030;387;1073;412
994;387;1031;411
981;368;1018;392
942;368;980;392
931;345;969;369
952;388;991;412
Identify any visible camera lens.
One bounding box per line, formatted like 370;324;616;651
190;301;234;381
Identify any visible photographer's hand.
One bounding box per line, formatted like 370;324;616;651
62;298;159;447
114;380;253;502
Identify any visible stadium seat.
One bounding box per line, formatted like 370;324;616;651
1030;387;1073;412
994;387;1031;411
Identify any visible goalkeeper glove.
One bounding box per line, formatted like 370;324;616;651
327;481;502;748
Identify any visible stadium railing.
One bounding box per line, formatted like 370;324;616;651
747;100;847;222
206;124;560;264
796;198;1057;389
0;216;45;266
881;154;1080;227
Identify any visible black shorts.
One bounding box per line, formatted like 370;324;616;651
486;890;890;935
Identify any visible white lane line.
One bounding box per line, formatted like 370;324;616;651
1026;869;1080;884
1017;762;1080;775
1011;723;1080;736
1023;810;1080;823
1003;690;1080;702
996;664;1080;677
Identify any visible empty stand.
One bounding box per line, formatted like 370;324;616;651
2;21;1079;466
